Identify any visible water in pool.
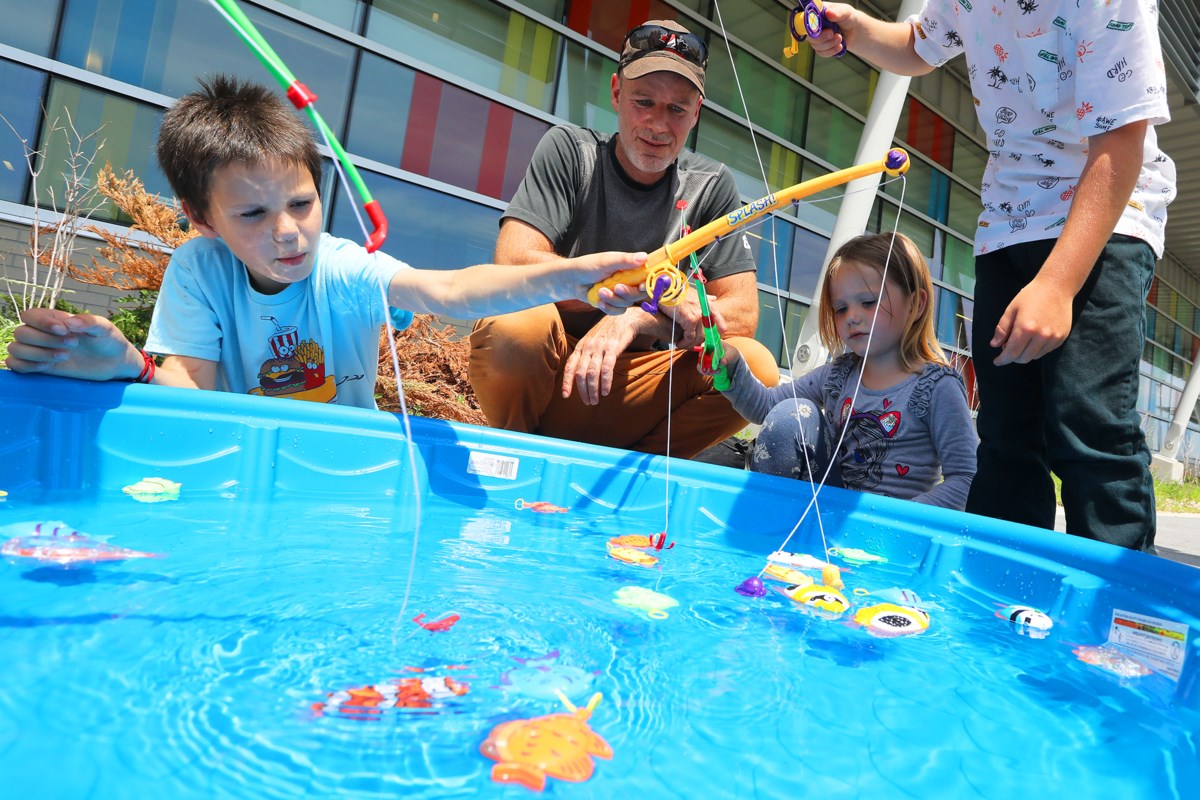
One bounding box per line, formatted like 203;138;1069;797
1;489;1196;798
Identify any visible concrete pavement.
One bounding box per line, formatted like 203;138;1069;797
1056;509;1199;568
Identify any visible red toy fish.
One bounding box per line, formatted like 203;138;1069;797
413;612;461;632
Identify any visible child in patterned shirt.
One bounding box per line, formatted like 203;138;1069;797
706;233;977;510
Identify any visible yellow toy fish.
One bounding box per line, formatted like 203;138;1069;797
779;584;850;615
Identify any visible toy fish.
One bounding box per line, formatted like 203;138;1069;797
481;692;611;792
828;546;887;566
767;550;829;570
1;521;162;566
1072;645;1153;679
606;543;658;568
997;605;1053;638
413;612;461;632
515;499;568;514
121;477;181;503
852;603;930;637
763;563;813;586
312;675;468;719
778;583;850;615
496;651;597;702
608;533;674;550
613;586;678;619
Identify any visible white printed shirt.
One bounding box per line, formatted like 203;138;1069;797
910;0;1176;256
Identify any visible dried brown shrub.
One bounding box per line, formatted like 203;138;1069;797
375;315;485;425
69;163;197;290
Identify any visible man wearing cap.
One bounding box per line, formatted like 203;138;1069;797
469;20;778;459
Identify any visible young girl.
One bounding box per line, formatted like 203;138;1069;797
707;233;976;509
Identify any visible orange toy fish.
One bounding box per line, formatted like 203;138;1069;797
607;533;674;550
481;692;611;792
413;612;461;632
312;675;469;719
606;543;658;568
515;499;568;514
1;522;161;566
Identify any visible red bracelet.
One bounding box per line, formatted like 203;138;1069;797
134;348;156;384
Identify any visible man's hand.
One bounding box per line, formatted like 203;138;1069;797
5;308;142;380
991;277;1073;365
562;312;648;405
661;290;707;350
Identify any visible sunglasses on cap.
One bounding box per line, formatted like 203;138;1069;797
621;24;709;70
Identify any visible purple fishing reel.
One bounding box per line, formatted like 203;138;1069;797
789;1;845;58
641;273;675;315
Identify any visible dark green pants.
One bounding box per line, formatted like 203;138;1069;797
966;235;1156;552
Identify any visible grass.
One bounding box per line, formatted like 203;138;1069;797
1053;472;1200;514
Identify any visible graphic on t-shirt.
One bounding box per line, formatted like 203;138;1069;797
839;397;901;494
250;316;337;403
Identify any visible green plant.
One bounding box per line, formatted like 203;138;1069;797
108;289;158;349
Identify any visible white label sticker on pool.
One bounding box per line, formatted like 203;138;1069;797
1108;609;1189;680
465;451;518;479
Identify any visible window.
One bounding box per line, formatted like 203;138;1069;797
705;41;809;146
942;235;975;294
946;181;981;239
805;95;863;169
810;48;875;118
330;171;500;269
273;0;365;32
58;0;354;134
369;0;560;113
346;54;549;202
555;39;617;131
694;108;775;201
0;61;48;203
34;79;169;223
788;224;829;299
746;219;794;293
0;0;60;55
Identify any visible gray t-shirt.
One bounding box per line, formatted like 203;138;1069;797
502;124;756;282
725;353;977;509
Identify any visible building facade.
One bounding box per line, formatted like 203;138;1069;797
1;0;1197;463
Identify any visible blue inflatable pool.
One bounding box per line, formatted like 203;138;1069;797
1;370;1196;798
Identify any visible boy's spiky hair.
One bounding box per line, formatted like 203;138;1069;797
155;74;323;221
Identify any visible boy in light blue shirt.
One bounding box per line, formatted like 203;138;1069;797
7;75;646;408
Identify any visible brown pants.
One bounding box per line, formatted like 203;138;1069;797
469;305;780;458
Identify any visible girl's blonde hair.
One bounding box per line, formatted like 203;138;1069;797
816;232;948;372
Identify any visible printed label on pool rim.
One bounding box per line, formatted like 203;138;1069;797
1107;609;1189;681
466;451;519;480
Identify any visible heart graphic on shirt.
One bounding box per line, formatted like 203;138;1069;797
882;398;892;409
895;464;910;477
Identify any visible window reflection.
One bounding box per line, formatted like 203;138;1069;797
35;79;169;223
273;0;364;32
788;224;829;299
746;219;794;292
0;0;60;54
58;0;354;135
347;53;548;202
805;96;862;168
555;40;617;130
369;0;559;113
0;61;47;204
329;170;500;269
